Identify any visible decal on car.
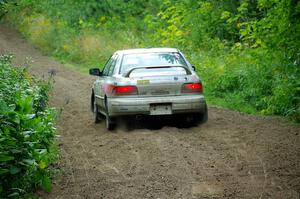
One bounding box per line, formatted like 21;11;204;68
137;79;150;85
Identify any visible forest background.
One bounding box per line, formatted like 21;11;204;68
1;0;299;121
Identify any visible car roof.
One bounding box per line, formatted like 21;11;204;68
116;48;179;55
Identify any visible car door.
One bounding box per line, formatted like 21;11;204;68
94;55;115;112
97;54;120;111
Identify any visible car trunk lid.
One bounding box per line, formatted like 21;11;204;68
126;66;191;97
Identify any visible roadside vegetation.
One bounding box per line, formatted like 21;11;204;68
1;0;299;121
0;54;58;198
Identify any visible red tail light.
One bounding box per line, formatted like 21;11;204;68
104;84;138;95
181;83;203;93
113;86;137;95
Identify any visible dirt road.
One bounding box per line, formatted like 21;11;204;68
1;24;299;199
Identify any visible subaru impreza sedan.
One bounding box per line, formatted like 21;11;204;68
89;48;208;130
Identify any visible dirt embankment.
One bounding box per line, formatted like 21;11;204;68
0;24;299;199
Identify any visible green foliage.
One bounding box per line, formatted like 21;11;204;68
0;54;58;198
0;0;8;19
3;0;300;121
196;48;300;120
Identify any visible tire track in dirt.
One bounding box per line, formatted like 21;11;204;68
1;24;300;199
158;128;241;198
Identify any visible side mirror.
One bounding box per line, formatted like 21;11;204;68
89;68;102;76
192;65;196;71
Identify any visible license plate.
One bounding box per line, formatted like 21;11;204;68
150;104;172;115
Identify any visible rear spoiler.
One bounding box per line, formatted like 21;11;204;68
123;65;192;77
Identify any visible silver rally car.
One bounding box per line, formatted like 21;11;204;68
89;48;208;130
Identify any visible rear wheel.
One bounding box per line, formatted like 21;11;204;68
197;104;208;125
105;98;116;130
182;104;208;127
105;115;115;130
92;95;101;123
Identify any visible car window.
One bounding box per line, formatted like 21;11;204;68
130;67;187;77
102;55;114;76
120;52;187;73
108;54;119;76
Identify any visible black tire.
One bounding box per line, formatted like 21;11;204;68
92;95;101;123
198;104;208;124
105;115;115;130
104;98;116;130
183;104;208;127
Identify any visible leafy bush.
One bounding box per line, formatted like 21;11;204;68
196;48;300;121
0;54;58;198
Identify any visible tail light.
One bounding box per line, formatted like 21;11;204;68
181;83;203;93
104;84;138;95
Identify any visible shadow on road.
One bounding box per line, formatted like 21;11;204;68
118;115;200;132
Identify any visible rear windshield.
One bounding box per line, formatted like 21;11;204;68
129;67;187;77
120;52;187;73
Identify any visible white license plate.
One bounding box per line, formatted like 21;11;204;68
150;104;172;115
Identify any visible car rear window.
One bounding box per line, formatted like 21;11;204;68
129;67;187;77
120;52;187;73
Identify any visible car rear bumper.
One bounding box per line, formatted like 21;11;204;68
107;95;206;117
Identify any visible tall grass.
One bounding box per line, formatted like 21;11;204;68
6;11;140;71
